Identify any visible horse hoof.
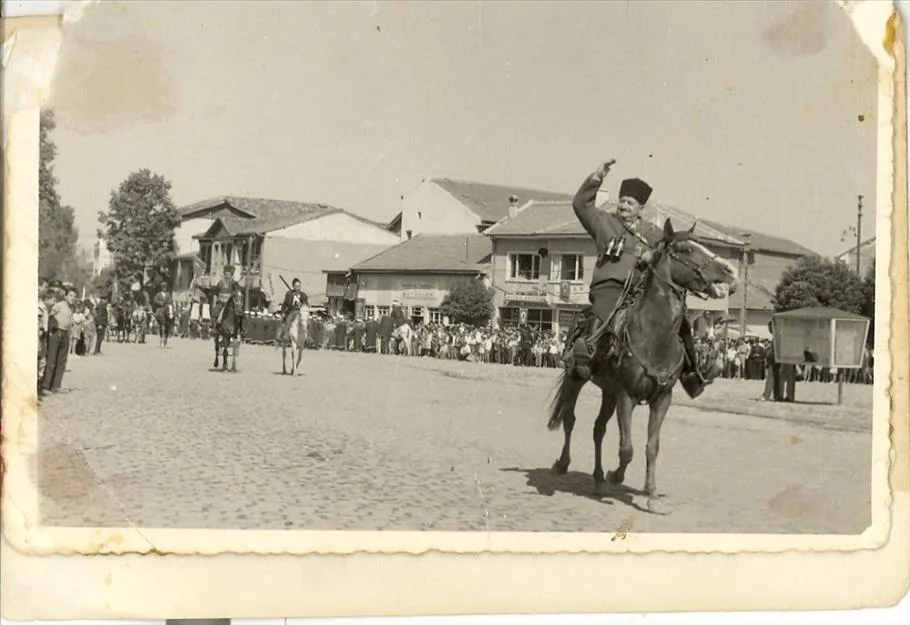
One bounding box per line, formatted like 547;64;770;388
606;470;623;486
646;497;671;516
551;459;569;475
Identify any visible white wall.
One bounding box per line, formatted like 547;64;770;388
174;216;216;256
272;212;400;245
400;180;481;242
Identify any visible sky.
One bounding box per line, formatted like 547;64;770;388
45;0;880;258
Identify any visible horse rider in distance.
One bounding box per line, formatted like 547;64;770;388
277;278;308;342
390;299;408;328
569;159;722;399
153;281;172;314
212;265;244;326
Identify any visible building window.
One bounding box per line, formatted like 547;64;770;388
557;254;584;281
376;305;390;318
526;308;553;331
427;308;442;324
499;307;553;331
509;253;541;281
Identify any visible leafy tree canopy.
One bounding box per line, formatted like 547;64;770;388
98;169;181;290
439;279;495;327
38;109;80;281
773;256;866;315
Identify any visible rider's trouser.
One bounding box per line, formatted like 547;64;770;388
571;281;623;378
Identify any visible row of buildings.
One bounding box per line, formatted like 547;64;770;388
93;177;823;339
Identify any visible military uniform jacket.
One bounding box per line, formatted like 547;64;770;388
573;173;664;292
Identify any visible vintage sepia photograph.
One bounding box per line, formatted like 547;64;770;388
1;0;907;619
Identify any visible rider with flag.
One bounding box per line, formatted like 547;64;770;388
276;278;308;343
568;159;721;398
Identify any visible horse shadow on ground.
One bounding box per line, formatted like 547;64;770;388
501;467;655;514
207;368;237;373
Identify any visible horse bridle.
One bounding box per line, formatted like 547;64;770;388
650;237;720;301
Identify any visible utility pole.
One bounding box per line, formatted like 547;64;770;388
840;194;864;276
243;234;253;312
739;232;752;338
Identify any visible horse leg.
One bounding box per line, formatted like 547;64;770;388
231;337;238;372
607;389;636;486
593;387;618;496
550;372;586;475
644;390;673;515
213;335;220;368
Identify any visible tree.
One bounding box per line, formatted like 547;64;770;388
98;169;181;291
92;266;117;300
773;256;866;314
38;109;80;280
439;279;495;327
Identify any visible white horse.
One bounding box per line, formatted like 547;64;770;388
390;321;413;356
281;305;309;375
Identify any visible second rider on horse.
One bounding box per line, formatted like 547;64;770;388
276;278;308;343
212;265;244;326
568;159;722;399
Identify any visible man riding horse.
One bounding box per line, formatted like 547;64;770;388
388;299;411;354
211;265;244;327
276;278;308;344
568;160;722;399
152;281;174;343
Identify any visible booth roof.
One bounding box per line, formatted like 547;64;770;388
772;306;868;321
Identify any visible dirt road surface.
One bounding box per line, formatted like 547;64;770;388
36;339;873;534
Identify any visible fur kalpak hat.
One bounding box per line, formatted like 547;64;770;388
619;178;653;205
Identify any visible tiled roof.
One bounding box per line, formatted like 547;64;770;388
484;200;743;246
773;306;869;320
179;196;326;220
188;198;397;239
180;195;395;234
432;178;574;223
700;219;820;257
352;233;492;273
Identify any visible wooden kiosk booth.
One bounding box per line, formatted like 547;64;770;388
770;307;871;404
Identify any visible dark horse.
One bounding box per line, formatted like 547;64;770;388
547;218;739;515
155;302;175;348
116;303;132;343
212;295;243;372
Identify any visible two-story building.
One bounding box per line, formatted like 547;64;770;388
189;198;399;309
344;233;492;324
483;200;817;337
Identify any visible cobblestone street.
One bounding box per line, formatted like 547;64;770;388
36;339;873;534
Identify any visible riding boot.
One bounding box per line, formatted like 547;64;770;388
571;314;601;380
678;320;721;399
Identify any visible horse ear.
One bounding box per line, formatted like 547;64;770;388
663;218;674;238
688;221;697;234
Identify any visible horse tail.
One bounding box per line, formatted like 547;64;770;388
547;367;580;431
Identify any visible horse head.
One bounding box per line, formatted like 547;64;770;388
650;218;739;299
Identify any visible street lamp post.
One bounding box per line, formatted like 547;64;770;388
840;194;864;276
